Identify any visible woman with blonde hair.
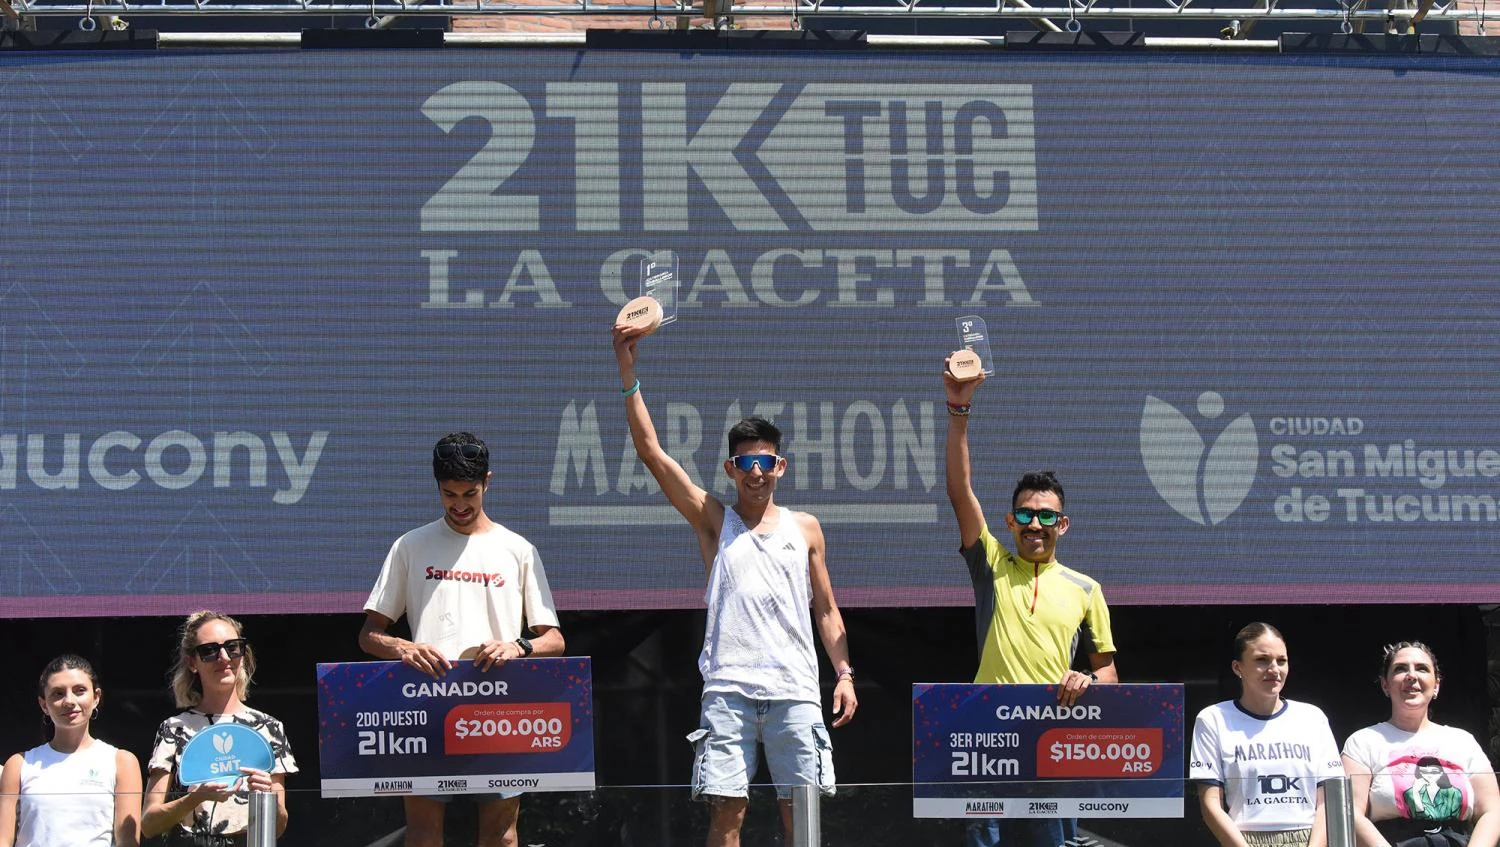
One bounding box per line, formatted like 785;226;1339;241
142;611;297;847
0;654;142;847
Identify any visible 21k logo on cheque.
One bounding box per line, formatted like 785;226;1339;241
1140;392;1258;525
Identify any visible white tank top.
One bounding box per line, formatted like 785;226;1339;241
698;505;821;703
17;739;119;847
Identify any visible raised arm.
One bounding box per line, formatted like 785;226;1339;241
943;363;987;549
801;512;857;728
613;325;725;556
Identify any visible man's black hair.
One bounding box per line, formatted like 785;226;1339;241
1012;470;1064;510
726;417;782;455
432;432;489;482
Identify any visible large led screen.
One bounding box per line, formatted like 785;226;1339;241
4;48;1500;615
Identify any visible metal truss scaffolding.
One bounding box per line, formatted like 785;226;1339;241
5;0;1496;43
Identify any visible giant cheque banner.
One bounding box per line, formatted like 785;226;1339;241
317;658;595;797
912;683;1185;818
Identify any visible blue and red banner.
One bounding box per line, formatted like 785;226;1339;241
316;658;594;797
912;683;1185;818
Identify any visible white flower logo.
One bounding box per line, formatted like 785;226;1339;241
212;732;234;755
1140;392;1258;525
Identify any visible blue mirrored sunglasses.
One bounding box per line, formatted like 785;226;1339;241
729;454;781;473
1012;508;1062;527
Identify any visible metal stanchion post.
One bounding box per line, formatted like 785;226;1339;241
248;790;277;847
1324;775;1356;847
790;784;821;847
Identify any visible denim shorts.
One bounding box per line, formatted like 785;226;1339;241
689;691;835;800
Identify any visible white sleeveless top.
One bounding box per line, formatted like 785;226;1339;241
17;740;119;847
698;505;821;703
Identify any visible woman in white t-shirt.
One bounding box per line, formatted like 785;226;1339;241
1190;622;1343;847
1342;641;1500;847
0;654;143;847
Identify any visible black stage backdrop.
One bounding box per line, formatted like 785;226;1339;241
0;605;1490;846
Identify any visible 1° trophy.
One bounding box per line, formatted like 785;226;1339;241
615;251;680;335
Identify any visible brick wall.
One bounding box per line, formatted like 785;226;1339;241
1457;0;1491;34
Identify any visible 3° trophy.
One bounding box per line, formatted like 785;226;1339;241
948;315;995;381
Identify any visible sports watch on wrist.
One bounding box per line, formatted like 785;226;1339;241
515;637;534;657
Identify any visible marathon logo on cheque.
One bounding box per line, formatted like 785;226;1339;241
965;800;1006;815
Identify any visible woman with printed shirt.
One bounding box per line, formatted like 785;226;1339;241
142;611;297;847
1190;623;1343;847
0;654;142;847
1342;641;1500;847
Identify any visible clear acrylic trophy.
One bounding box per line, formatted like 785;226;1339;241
952;315;995;379
615;252;679;335
641;252;679;328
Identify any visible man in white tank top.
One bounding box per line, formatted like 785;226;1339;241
613;325;859;847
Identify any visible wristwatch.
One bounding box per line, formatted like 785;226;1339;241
515;637;534;657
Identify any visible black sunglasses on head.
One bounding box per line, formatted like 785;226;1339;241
193;638;249;662
434;444;487;461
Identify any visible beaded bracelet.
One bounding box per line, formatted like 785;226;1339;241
946;403;971;417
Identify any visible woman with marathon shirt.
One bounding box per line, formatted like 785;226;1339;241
0;654;142;847
1343;641;1499;847
142;611;297;847
1190;622;1343;847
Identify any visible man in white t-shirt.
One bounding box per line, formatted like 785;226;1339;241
358;432;564;847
